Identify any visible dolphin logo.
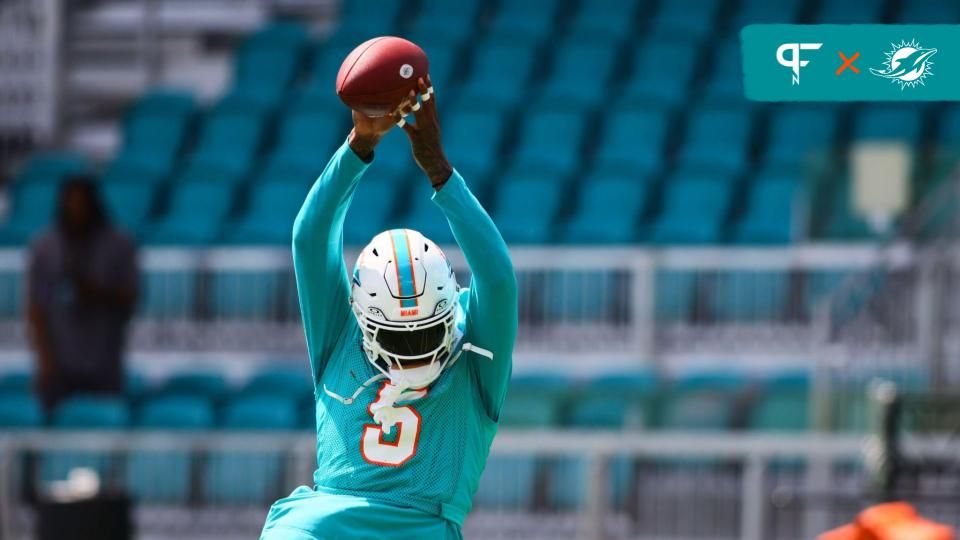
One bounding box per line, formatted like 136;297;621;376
870;39;937;89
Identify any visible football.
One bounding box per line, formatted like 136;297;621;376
336;36;429;117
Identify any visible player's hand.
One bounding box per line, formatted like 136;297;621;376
348;110;394;161
393;76;453;189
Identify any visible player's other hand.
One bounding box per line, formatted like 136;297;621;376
348;98;413;160
394;76;453;189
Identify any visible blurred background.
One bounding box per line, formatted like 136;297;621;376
1;0;960;539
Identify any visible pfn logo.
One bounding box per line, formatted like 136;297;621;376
776;42;823;85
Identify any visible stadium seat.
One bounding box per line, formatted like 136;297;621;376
139;269;198;319
230;21;308;108
442;108;507;191
654;270;699;322
0;181;60;245
304;43;357;107
816;0;886;23
658;387;736;431
650;0;721;38
0;371;31;395
0;394;43;428
109;90;195;183
183;104;267;178
539;41;618;108
485;0;560;43
749;376;810;431
241;367;312;403
568;373;658;429
854;105;926;143
323;0;402;47
492;171;565;244
732;175;804;244
0;272;21;318
897;0;960;22
343;178;401;245
407;13;475;51
939;104;960;147
473;455;538;509
511;109;588;175
499;374;568;427
100;181;156;236
566;0;639;42
204;396;298;504
764;106;838;171
272;107;348;168
619;39;698;107
562;172;652;244
711;271;790;321
823;180;878;241
145;180;235;245
394;185;456;246
679;107;753;175
43;396;131;485
648;174;735;244
158;372;228;402
224;179;304;245
127;396;215;502
702;40;743;103
731;0;802;27
257;152;327;187
593;107;670;176
458;40;537;109
14;151;89;185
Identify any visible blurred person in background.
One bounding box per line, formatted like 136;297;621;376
26;175;139;410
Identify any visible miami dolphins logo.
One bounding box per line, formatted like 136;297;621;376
870;39;937;90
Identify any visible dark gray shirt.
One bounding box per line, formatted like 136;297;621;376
28;226;138;379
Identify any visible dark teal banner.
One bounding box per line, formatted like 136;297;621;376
741;25;960;101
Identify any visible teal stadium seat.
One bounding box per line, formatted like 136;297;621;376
620;39;698;108
43;396;130;485
106;90;194;183
732;175;804;244
823;181;877;241
512;109;587;175
323;0;402;47
563;173;652;244
854;105;926;143
183;103;267;178
395;185;455;246
205;396;298;504
567;0;639;42
231;21;308;108
101;181;156;236
731;0;801;27
0;181;61;245
362;128;416;184
749;373;810;431
159;372;228;402
241;368;312;403
146;181;235;244
711;270;790;321
443;109;506;191
816;0;885;23
659;385;737;431
0;271;23;317
650;0;721;37
271;110;346;173
764;106;837;171
0;371;32;394
703;40;744;103
14;151;88;185
679;107;753;175
224;180;305;245
127;396;215;502
458;40;537;109
343;179;401;245
404;35;466;91
539;41;618;109
486;0;560;43
0;395;43;428
939;105;960;146
594;108;670;176
140;269;197;319
897;0;960;22
492;171;565;244
304;43;356;107
649;174;734;244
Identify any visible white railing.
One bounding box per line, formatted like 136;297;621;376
0;430;891;540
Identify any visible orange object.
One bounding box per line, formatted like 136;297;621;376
818;502;955;540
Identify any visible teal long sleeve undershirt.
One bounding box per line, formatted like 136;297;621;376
292;139;518;419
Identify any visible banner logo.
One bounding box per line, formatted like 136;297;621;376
776;42;823;85
869;39;937;89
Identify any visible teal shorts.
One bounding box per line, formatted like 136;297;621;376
260;487;463;540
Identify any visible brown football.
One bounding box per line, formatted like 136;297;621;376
336;36;429;117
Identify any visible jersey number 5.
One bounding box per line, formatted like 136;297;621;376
360;383;423;466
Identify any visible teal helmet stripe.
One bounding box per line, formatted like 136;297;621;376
389;229;419;308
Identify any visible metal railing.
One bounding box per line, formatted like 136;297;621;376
6;429;951;540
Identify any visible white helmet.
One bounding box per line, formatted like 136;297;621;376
350;229;460;389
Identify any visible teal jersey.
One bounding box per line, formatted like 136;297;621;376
278;140;517;535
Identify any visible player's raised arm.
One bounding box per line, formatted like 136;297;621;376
395;77;519;419
292;112;394;382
